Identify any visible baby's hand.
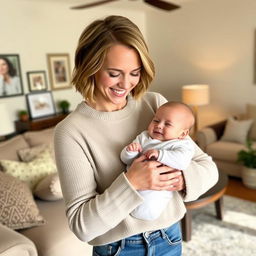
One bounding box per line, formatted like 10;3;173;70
126;142;142;152
144;149;159;160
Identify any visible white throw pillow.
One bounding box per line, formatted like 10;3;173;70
220;117;253;144
34;173;63;201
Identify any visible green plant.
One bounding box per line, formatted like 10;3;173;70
237;140;256;168
18;110;28;116
58;100;70;113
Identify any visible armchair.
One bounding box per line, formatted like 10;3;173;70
197;118;256;177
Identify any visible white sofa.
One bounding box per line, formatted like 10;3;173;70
0;128;92;256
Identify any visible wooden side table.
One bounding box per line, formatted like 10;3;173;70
15;113;69;133
181;170;228;241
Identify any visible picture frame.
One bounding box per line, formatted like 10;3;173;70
26;91;56;119
27;71;47;92
0;54;24;98
47;53;71;90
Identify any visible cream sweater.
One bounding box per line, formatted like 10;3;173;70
54;92;218;246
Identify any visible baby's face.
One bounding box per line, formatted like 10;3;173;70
148;106;190;141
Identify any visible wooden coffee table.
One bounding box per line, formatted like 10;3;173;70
181;170;228;241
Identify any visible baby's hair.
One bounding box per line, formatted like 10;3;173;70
160;101;195;129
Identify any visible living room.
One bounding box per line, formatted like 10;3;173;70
0;0;256;255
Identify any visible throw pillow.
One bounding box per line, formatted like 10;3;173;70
0;172;45;230
246;104;256;140
34;173;63;201
220;117;253;144
23;128;54;147
18;144;49;162
0;150;57;190
0;135;29;161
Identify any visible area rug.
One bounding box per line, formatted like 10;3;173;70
182;195;256;256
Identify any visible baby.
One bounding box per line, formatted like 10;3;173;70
121;101;195;220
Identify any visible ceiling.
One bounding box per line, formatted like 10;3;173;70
29;0;194;8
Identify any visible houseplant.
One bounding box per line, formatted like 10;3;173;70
18;110;29;122
58;100;70;114
237;139;256;189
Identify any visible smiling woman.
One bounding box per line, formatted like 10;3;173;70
54;15;218;256
92;44;141;111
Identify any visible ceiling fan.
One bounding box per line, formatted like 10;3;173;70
70;0;180;11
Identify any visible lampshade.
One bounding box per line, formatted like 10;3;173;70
182;84;209;106
0;103;14;136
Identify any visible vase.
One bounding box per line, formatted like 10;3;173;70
242;167;256;189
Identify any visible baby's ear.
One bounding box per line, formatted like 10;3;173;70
178;129;189;139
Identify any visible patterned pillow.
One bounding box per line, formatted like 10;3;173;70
0;172;45;230
34;173;63;201
0;150;57;190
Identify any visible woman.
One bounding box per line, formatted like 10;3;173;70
54;15;218;256
0;56;21;96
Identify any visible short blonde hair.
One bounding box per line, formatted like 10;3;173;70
72;15;155;101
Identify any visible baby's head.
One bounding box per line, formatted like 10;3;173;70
148;101;195;141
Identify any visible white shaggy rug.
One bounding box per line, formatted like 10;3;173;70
182;195;256;256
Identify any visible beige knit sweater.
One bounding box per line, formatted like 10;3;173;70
54;92;218;246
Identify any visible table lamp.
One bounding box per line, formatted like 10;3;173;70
182;84;209;135
0;103;15;140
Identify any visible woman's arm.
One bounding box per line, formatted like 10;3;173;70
54;127;144;242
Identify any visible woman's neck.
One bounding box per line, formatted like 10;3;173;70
85;99;127;112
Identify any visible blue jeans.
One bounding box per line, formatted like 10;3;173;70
92;222;182;256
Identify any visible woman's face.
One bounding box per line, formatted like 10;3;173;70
0;58;9;76
93;44;141;112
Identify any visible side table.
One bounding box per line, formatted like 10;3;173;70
15;113;69;133
181;170;228;241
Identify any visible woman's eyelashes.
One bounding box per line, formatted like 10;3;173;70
108;71;140;78
109;72;119;78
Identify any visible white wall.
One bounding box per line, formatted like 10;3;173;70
0;0;146;125
147;0;256;128
2;0;256;130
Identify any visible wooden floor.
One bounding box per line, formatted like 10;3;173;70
225;176;256;202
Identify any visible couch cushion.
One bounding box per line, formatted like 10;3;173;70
0;172;45;230
34;173;63;201
0;135;29;161
247;104;256;140
0;222;37;256
206;141;248;162
0;149;57;190
220;117;253;144
23;128;54;147
20;200;92;256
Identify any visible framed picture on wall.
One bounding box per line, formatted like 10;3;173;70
47;53;71;90
26;91;56;119
0;54;24;98
27;71;47;92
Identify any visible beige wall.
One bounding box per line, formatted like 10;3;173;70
147;0;256;128
0;0;145;125
1;0;256;131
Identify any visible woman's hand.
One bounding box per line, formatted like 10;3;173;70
125;154;185;191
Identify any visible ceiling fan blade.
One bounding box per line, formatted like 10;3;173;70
70;0;119;9
144;0;180;11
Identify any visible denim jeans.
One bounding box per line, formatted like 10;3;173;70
92;222;182;256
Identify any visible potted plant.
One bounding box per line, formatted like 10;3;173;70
237;139;256;189
18;110;29;122
58;100;70;114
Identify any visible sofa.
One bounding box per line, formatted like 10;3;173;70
196;104;256;178
0;127;92;256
